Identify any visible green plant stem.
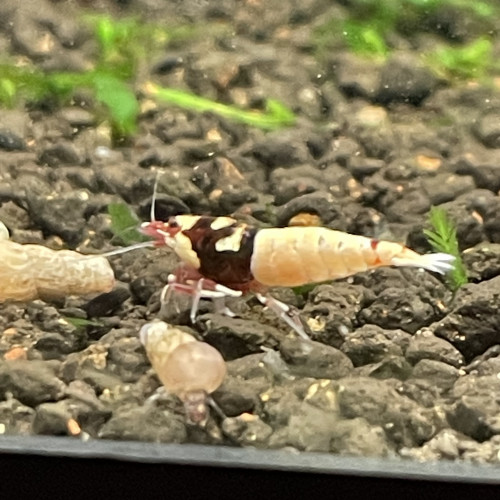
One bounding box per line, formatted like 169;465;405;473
145;82;296;130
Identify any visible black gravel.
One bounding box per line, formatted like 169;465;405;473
0;0;500;465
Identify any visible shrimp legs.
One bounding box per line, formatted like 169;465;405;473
160;265;309;340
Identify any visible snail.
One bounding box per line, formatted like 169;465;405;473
139;320;226;424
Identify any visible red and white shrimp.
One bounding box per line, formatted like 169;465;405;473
139;214;454;338
0;221;115;302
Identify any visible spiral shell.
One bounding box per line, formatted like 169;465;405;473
140;320;226;397
140;320;226;423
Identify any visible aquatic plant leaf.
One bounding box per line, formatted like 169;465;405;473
108;202;148;245
92;73;139;135
64;317;104;328
0;78;16;107
0;64;51;102
426;37;493;80
423;206;468;292
342;19;389;57
145;82;295;130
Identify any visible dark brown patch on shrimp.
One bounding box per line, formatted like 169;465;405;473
182;217;258;290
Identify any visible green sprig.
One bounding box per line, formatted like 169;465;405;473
108;203;148;245
423;206;468;292
425;37;493;81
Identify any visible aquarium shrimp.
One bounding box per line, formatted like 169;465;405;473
0;221;115;302
139;212;455;339
139;320;226;424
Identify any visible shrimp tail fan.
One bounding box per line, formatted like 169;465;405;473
391;252;455;274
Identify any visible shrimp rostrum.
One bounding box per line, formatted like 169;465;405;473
140;215;455;339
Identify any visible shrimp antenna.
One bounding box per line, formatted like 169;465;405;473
101;171;165;259
151;170;164;222
101;241;155;257
108;225;144;246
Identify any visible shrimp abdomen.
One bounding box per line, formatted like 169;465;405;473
250;227;454;287
251;227;369;287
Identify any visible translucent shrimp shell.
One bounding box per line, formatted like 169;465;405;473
0;221;115;302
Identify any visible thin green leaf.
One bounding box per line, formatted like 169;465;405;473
146;82;295;130
94;16;120;57
426;37;493;80
108;202;148;245
342;19;389;58
64;317;103;328
92;73;139;135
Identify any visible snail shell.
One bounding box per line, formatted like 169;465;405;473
139;320;226;399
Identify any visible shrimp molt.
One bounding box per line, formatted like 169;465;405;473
140;215;455;337
139;320;226;424
0;221;115;302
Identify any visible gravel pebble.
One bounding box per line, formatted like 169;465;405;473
98;404;187;443
341;325;411;367
448;375;500;441
279;337;353;379
337;377;435;447
0;360;65;406
0;129;26;151
1;0;500;467
405;330;465;368
432;276;500;360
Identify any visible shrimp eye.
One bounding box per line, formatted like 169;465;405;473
168;217;179;229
